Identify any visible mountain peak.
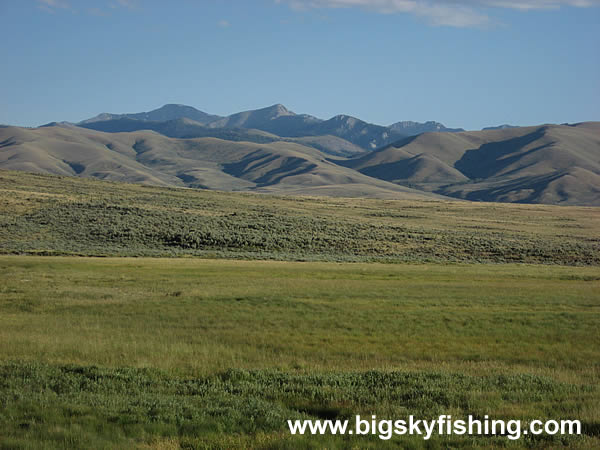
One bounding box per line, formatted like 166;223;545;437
388;121;464;136
263;103;294;117
330;114;360;124
482;124;518;131
80;104;222;126
160;103;197;110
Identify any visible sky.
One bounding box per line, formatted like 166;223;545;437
0;0;598;130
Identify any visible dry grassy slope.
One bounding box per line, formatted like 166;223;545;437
79;117;282;142
80;118;366;157
0;125;437;200
2;123;599;205
345;122;600;205
0;125;177;186
286;135;365;157
352;151;469;184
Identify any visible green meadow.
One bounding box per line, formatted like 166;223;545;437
1;257;599;448
0;170;599;448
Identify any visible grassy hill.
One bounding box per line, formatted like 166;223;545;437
79;118;367;157
345;122;600;205
2;122;600;205
1;169;598;264
62;104;600;206
79;117;281;143
0;125;429;198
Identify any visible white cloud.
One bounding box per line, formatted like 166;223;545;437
38;0;68;6
107;0;139;10
37;0;70;12
277;0;600;27
218;19;231;27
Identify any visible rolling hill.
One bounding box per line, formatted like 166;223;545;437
79;117;282;143
0;125;436;200
2;111;599;205
344;122;600;205
78;115;366;158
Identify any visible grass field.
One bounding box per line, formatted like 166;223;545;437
1;256;599;448
1;170;599;448
1;170;599;264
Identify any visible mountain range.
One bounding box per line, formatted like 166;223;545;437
75;103;468;152
80;103;222;126
2;104;599;206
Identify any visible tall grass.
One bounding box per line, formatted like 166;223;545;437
0;256;598;448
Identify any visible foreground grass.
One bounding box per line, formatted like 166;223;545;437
0;256;598;448
2;363;599;449
1;170;599;264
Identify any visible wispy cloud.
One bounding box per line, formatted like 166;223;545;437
37;0;70;13
218;19;231;27
37;0;139;17
114;0;138;9
277;0;600;27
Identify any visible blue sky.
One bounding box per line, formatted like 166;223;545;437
1;0;598;130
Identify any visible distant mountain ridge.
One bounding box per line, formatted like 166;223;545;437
79;104;467;151
482;124;518;131
204;104;407;149
389;121;464;135
80;104;222;126
5;103;598;206
206;104;297;128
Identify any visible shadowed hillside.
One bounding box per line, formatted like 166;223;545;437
0;125;434;199
344;122;600;205
79;117;282;143
79;117;366;157
1;121;599;205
